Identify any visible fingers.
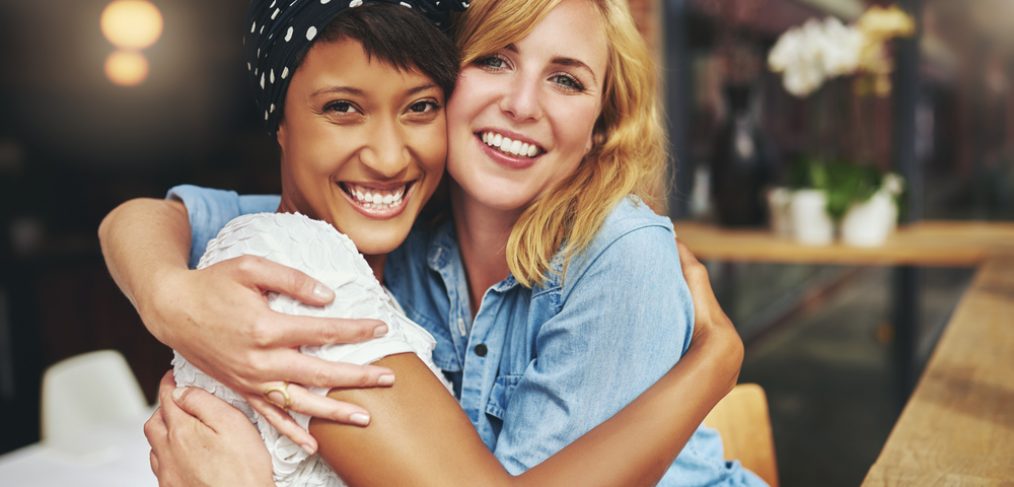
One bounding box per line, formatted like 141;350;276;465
247;394;318;454
143;408;168;479
149;450;159;477
171;386;252;433
265;312;388;347
676;240;709;290
270;382;371;426
260;349;395;389
227;255;335;306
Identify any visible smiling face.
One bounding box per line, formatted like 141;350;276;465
446;0;609;214
276;37;446;258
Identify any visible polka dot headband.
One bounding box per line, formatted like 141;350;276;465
244;0;469;134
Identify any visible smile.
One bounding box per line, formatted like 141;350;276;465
338;181;415;218
478;130;545;158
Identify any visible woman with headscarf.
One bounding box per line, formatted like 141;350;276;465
104;0;763;485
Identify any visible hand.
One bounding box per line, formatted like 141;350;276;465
145;372;274;487
142;255;394;452
676;240;744;392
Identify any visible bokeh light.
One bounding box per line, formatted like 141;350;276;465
100;0;163;50
105;50;150;86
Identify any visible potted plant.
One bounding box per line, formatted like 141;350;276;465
785;157;904;246
839;172;904;246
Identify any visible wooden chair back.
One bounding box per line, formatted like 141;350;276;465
703;383;779;487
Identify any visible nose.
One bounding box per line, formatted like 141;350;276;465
360;117;410;178
499;71;543;122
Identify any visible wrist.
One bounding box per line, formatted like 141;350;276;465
693;324;744;390
136;265;191;347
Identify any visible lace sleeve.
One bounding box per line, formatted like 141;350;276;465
174;212;442;486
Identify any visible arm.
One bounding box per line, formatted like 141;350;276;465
98;193;395;449
152;243;741;486
314;314;738;486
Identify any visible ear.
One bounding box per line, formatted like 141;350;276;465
275;119;287;153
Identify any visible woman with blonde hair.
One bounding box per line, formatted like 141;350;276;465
103;0;764;484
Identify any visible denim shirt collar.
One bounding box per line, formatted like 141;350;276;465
425;218;522;294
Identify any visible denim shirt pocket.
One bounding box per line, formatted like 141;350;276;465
485;373;522;429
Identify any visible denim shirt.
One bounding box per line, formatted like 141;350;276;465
168;184;765;486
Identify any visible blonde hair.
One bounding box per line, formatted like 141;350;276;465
455;0;669;288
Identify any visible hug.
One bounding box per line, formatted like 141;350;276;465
99;0;765;485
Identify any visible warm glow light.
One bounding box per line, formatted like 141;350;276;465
100;0;163;49
105;50;149;86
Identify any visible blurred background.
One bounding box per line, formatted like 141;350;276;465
0;0;1010;485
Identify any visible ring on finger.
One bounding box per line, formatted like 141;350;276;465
262;381;294;410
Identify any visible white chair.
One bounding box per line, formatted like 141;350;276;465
40;350;148;450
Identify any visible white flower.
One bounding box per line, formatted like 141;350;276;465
882;173;904;196
818;17;863;77
769;17;863;97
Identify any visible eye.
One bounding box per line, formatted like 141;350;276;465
474;54;510;72
405;98;442;123
324;100;361;114
408;100;440;114
550;73;585;93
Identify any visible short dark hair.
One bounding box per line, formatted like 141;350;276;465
307;3;459;99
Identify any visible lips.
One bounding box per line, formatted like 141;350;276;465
337;181;415;218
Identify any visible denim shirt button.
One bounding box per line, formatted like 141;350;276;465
473;343;488;357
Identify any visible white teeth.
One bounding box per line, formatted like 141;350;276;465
343;183;408;210
510;140;522;154
480;131;541;158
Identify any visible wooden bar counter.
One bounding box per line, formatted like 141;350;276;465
862;257;1014;485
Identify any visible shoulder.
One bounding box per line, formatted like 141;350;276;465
554;196;676;292
200;213;372;279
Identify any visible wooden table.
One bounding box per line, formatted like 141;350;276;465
862;258;1014;485
675;221;1014;485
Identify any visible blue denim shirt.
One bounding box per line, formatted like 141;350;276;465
168;184;765;486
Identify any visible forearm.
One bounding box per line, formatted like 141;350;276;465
311;339;739;487
98;197;192;344
521;328;741;486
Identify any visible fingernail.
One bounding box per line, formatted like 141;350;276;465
171;387;186;402
373;325;389;338
350;413;371;426
312;284;334;301
378;374;395;386
302;443;317;455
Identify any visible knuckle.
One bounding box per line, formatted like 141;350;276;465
309;366;330;386
248;317;277;348
233;255;263;278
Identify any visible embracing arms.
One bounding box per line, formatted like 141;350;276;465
99;197;396;449
145;235;742;486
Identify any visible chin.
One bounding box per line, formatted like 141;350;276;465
346;226;411;256
459;176;536;213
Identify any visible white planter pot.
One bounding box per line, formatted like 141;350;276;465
766;187;793;238
841;191;897;247
789;189;834;245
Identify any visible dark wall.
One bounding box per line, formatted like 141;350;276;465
0;0;281;453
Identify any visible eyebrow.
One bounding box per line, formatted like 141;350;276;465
504;44;598;83
310;82;440;98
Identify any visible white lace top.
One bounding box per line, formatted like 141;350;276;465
172;212;448;487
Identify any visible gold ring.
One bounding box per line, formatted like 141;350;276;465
262;381;293;410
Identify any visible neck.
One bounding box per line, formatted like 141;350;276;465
450;181;520;316
364;254;386;282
